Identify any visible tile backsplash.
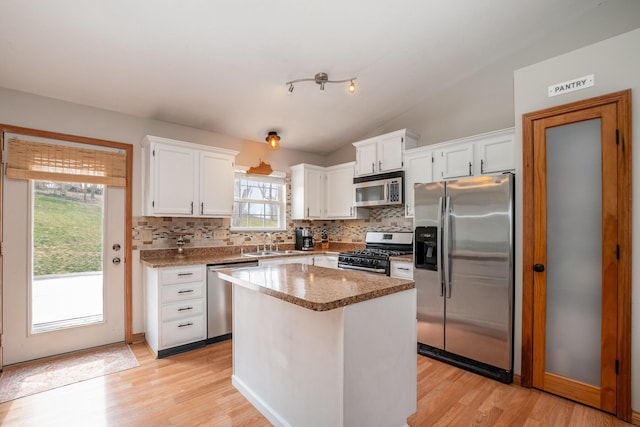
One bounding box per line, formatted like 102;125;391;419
132;206;413;251
133;174;413;251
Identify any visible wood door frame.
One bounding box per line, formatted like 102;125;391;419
0;124;135;359
521;90;632;421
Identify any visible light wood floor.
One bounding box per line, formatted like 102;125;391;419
0;340;633;426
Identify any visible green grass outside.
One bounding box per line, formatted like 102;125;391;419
33;193;103;276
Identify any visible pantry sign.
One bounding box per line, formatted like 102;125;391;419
548;74;594;97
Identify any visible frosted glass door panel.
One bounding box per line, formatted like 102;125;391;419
545;119;601;387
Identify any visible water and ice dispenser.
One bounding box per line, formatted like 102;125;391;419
414;226;438;270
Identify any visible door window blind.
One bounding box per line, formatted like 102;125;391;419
5;137;126;186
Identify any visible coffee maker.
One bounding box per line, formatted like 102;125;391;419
295;227;314;251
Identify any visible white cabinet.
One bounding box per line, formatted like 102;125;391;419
324;162;369;219
313;254;339;269
474;130;515;174
390;260;414;279
353;129;418;177
259;256;313;266
403;147;433;217
290;164;325;220
145;265;207;358
436;142;474;180
143;135;238;217
429;128;515;182
291;162;368;220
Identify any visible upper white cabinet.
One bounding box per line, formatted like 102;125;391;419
436;142;475;180
403;147;433;217
290;164;325;220
353;129;418;177
143;135;238;217
474;130;515;175
431;128;515;181
290;162;368;220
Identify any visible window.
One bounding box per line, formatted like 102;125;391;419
231;171;286;231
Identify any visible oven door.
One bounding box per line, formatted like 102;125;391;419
337;262;387;275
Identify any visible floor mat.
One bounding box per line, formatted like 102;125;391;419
0;343;139;403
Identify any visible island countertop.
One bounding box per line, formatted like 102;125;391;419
217;263;414;312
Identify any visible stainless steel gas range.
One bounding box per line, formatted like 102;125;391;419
338;231;413;275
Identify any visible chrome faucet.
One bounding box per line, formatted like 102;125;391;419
264;233;273;251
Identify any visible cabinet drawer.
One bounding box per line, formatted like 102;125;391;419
161;298;205;321
390;262;414;279
161;315;206;349
159;266;204;284
161;281;205;303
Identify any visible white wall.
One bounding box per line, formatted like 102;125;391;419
513;28;640;411
0;87;325;334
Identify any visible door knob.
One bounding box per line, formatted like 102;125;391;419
533;263;545;272
112;243;121;251
113;257;121;265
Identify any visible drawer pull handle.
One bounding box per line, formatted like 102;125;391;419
397;267;410;271
178;307;193;312
178;322;194;328
177;272;193;277
178;289;194;294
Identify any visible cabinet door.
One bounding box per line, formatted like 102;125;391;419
152;144;196;215
378;134;404;172
355;141;378;176
404;150;433;217
437;143;474;180
476;133;514;174
325;165;354;218
305;167;324;218
200;151;234;216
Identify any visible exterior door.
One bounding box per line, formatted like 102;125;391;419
2;180;125;365
521;90;631;421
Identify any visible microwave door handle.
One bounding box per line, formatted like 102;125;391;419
385;183;390;202
437;196;444;297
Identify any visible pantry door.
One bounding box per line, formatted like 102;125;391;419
521;90;631;421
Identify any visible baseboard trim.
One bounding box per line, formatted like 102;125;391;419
232;375;291;427
631;410;639;426
513;374;521;386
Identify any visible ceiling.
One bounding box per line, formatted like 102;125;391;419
0;1;635;153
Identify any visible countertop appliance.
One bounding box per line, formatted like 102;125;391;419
295;226;314;251
414;173;514;383
353;170;404;208
207;260;258;343
338;231;413;275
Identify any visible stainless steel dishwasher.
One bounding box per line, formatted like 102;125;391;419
207;260;258;343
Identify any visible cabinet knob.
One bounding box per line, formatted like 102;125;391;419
379;160;382;171
371;162;375;173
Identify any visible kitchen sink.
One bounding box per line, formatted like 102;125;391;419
242;251;275;257
241;249;306;257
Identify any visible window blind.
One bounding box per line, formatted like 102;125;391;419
5;137;126;186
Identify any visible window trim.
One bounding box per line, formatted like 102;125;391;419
230;167;287;232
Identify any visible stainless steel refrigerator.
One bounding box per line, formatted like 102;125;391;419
414;173;514;383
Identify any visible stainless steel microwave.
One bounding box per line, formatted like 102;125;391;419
353;171;404;208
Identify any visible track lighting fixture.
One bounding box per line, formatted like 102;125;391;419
265;131;280;150
286;72;357;94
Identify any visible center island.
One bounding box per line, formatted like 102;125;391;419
217;263;416;427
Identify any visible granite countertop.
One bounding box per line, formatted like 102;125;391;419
217;264;415;312
139;243;363;268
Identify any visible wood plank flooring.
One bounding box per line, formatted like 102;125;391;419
0;341;633;426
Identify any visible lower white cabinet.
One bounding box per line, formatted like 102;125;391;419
145;265;207;358
390;260;414;279
313;254;339;269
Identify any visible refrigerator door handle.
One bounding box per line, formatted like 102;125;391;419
443;196;452;298
437;196;444;297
